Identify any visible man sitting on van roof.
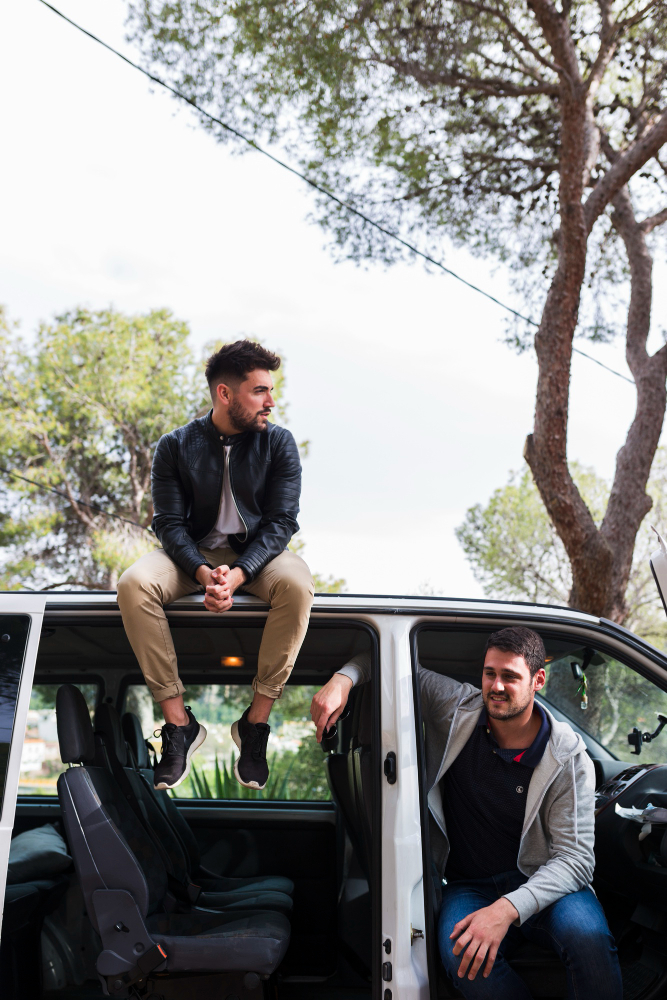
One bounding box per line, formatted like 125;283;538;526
117;340;314;793
310;625;622;1000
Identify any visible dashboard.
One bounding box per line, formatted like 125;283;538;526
594;761;667;907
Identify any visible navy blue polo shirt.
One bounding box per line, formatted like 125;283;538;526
441;703;550;881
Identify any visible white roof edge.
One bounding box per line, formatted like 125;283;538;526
38;589;599;623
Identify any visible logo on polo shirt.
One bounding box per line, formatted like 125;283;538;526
516;785;524;794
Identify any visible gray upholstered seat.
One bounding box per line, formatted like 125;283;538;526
56;685;290;996
95;704;292;916
121;711;295;898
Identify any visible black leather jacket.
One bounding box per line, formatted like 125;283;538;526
151;411;301;582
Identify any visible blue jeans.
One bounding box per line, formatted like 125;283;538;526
437;870;622;1000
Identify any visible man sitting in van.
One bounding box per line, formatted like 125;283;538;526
310;625;622;1000
117;340;314;792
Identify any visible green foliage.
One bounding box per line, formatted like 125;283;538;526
174;745;330;801
456;456;667;647
0;306;205;590
0;307;337;592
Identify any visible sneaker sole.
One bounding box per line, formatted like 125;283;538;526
231;720;268;790
154;724;208;791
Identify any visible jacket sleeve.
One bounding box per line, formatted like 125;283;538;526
231;428;302;582
151;434;211;582
336;655;467;730
503;751;596;925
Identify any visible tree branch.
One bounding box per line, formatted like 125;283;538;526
599;185;667;616
375;55;559;96
584;110;667;231
454;0;563;78
640;206;667;233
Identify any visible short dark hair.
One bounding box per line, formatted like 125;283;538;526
485;626;545;677
205;340;280;396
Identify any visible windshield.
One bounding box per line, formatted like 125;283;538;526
541;647;667;763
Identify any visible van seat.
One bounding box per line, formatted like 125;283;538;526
56;684;290;996
1;877;68;995
121;711;295;897
95;704;292;915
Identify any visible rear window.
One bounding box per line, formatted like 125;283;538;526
19;682;100;796
124;682;331;801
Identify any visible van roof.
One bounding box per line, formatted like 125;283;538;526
7;588;598;621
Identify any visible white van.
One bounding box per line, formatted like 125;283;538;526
1;579;667;1000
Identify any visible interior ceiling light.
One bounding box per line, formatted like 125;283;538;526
221;656;244;667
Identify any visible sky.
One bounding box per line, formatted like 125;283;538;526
2;1;665;597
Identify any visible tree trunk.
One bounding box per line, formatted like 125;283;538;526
599;187;667;621
522;12;667;622
527;177;667;619
525;83;615;617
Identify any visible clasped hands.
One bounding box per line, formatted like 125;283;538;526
195;563;247;613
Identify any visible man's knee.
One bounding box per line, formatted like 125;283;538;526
117;558;161;609
116;563;141;608
272;554;315;605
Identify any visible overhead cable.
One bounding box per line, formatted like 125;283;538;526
37;0;634;386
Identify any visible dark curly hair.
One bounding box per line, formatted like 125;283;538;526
485;626;545;677
205;340;280;397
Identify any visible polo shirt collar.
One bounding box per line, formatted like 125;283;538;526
477;701;550;768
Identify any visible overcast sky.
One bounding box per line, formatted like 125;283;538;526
2;1;665;597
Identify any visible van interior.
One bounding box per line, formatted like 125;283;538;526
1;618;379;1000
416;626;667;1000
3;616;667;999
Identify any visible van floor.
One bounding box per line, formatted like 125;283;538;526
45;982;371;999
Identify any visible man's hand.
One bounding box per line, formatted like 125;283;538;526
195;564;247;613
310;673;353;742
450;897;517;981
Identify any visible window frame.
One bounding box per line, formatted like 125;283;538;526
110;616;380;807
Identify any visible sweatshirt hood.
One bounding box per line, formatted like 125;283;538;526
541;702;588;763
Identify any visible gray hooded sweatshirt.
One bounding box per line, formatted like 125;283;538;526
338;654;596;925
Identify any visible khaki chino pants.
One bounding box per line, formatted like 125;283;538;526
117;546;315;703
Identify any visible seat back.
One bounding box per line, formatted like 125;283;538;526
95;704;193;888
121;711;203;873
56;685;168;931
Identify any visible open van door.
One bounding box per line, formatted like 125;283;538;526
650;527;667;617
0;594;46;938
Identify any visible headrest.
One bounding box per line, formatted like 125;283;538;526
121;712;149;769
56;684;95;764
94;703;127;767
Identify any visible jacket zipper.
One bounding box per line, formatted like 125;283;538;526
227;445;248;540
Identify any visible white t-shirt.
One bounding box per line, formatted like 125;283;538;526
199;444;246;550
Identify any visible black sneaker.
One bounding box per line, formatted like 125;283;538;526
154;707;207;791
231;708;270;789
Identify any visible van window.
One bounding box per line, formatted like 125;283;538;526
124;682;331;801
0;615;32;809
541;648;667;763
415;627;667;763
19;682;99;796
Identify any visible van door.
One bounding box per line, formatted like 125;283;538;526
0;595;47;937
650;527;667;616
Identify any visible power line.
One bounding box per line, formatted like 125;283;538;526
0;466;148;530
37;0;634;386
